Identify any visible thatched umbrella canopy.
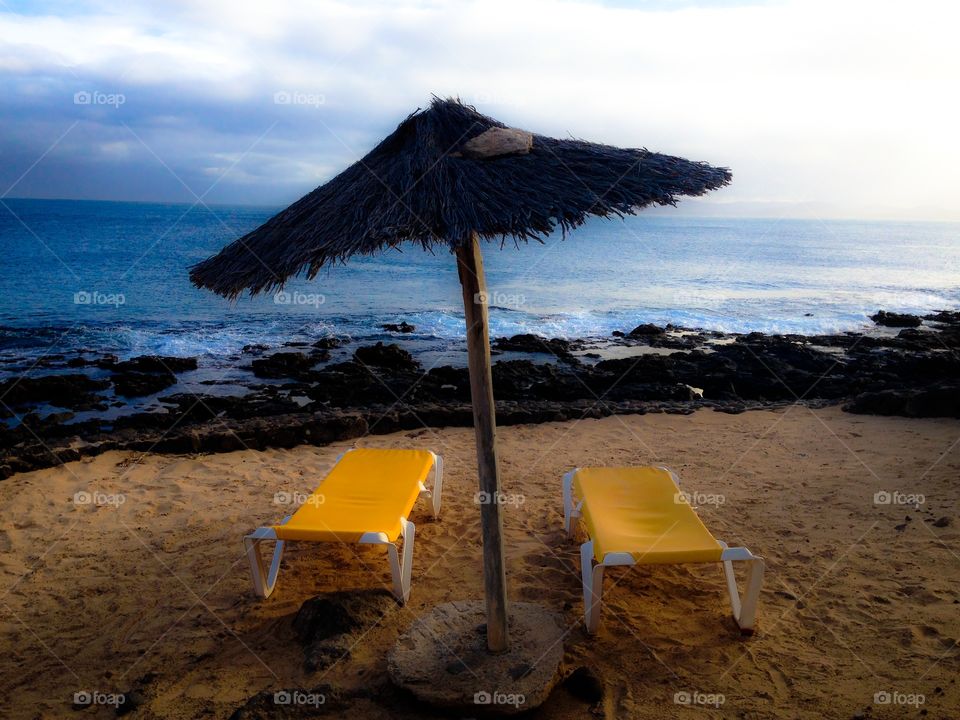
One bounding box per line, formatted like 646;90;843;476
191;97;730;652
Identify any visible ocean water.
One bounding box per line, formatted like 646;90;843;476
1;199;958;371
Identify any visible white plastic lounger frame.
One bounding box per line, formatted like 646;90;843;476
563;467;764;635
244;450;443;604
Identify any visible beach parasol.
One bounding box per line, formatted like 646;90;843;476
191;97;730;653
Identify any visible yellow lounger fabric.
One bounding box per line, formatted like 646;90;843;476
573;466;723;564
274;448;434;543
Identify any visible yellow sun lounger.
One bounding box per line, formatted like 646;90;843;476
244;448;443;604
562;466;764;634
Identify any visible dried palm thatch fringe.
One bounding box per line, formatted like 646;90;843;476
190;97;731;298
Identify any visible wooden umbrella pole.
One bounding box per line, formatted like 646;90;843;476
455;231;509;653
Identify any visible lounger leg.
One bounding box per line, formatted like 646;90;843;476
563;471;581;537
419;454;444;518
737;558;764;633
430;454;443;518
386;519;416;604
563;472;574;535
722;555;765;634
244;535;285;599
581;541;605;634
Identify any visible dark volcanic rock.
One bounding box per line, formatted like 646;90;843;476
157;392;305;422
892;328;939;351
112;411;174;432
925;310;960;324
113;355;198;373
312;337;343;350
426;365;470;399
871;310;922;328
306;362;402;406
19;411;75;432
250;352;317;379
0;374;109;409
628;323;665;337
135;410;368;455
381;321;415;333
35;354;66;366
494;334;576;361
293;591;395;671
492;360;573;400
844;383;960;418
647;333;702;350
353;342;419;371
112;371;177;398
5;307;960;480
66;353;117;368
594;338;848;403
108;356;196;398
594;354;684;385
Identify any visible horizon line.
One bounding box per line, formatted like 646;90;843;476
4;196;959;226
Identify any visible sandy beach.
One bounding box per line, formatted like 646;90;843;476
0;406;957;719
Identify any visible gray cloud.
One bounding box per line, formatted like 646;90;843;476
1;0;957;219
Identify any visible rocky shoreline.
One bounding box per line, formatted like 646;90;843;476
1;309;958;479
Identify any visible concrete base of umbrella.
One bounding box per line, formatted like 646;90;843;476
387;601;565;714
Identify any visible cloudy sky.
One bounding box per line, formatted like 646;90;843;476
1;0;957;219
